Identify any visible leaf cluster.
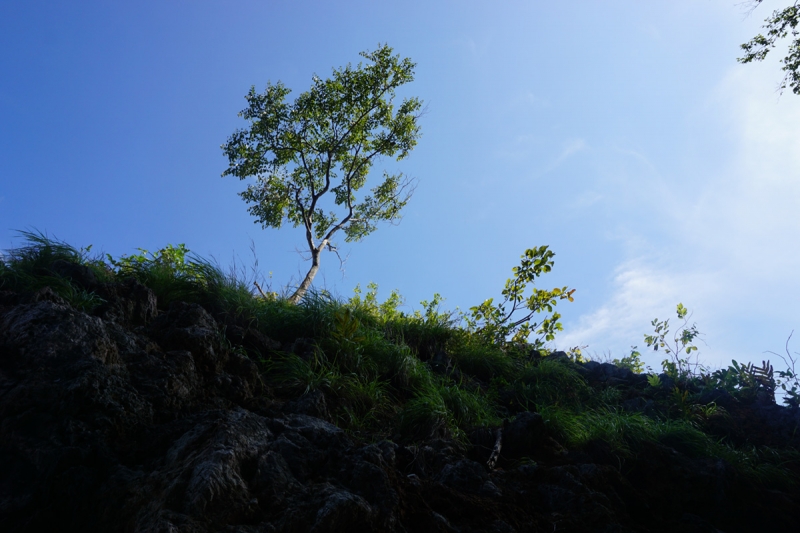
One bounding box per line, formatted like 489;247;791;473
739;1;800;95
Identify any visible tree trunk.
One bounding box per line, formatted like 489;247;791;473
288;246;322;304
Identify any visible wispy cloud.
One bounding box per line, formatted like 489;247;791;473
543;138;587;173
492;133;540;160
678;65;800;282
573;190;603;209
558;259;721;360
558;63;800;369
452;33;494;62
492;136;588;172
506;90;549;110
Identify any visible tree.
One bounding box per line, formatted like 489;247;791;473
739;1;800;95
222;45;422;304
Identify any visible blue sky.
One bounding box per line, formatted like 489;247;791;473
2;1;799;372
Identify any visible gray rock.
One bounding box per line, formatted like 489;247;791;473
501;411;547;460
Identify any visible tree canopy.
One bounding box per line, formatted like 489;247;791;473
222;45;423;303
739;1;800;95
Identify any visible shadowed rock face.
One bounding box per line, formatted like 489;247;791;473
1;282;800;533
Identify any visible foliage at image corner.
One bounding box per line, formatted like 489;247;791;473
739;0;800;95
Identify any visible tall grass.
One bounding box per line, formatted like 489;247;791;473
397;390;452;441
513;358;590;409
438;382;499;428
449;338;515;382
0;230;111;310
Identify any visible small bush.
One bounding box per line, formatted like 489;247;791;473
384;293;457;360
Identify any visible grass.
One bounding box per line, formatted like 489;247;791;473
511;357;591;410
0;230;112;311
449;338;514;383
397;390;452;441
2;230;799;487
438;381;499;428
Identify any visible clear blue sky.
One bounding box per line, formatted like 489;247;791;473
2;0;799;372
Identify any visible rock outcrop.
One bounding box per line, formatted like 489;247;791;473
1;282;799;532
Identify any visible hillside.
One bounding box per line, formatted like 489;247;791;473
1;234;799;532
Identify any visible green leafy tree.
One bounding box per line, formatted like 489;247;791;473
739;1;800;95
222;45;423;304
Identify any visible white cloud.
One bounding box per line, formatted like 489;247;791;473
492;133;540;160
452;34;494;62
558;259;716;357
558;64;800;370
680;66;800;281
543;138;587;173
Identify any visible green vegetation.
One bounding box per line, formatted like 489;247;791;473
1;231;799;489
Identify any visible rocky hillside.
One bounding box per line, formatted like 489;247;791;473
1;238;800;532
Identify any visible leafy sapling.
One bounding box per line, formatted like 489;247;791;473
465;246;575;347
107;243;205;282
613;346;649;374
644;303;704;382
348;282;404;323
